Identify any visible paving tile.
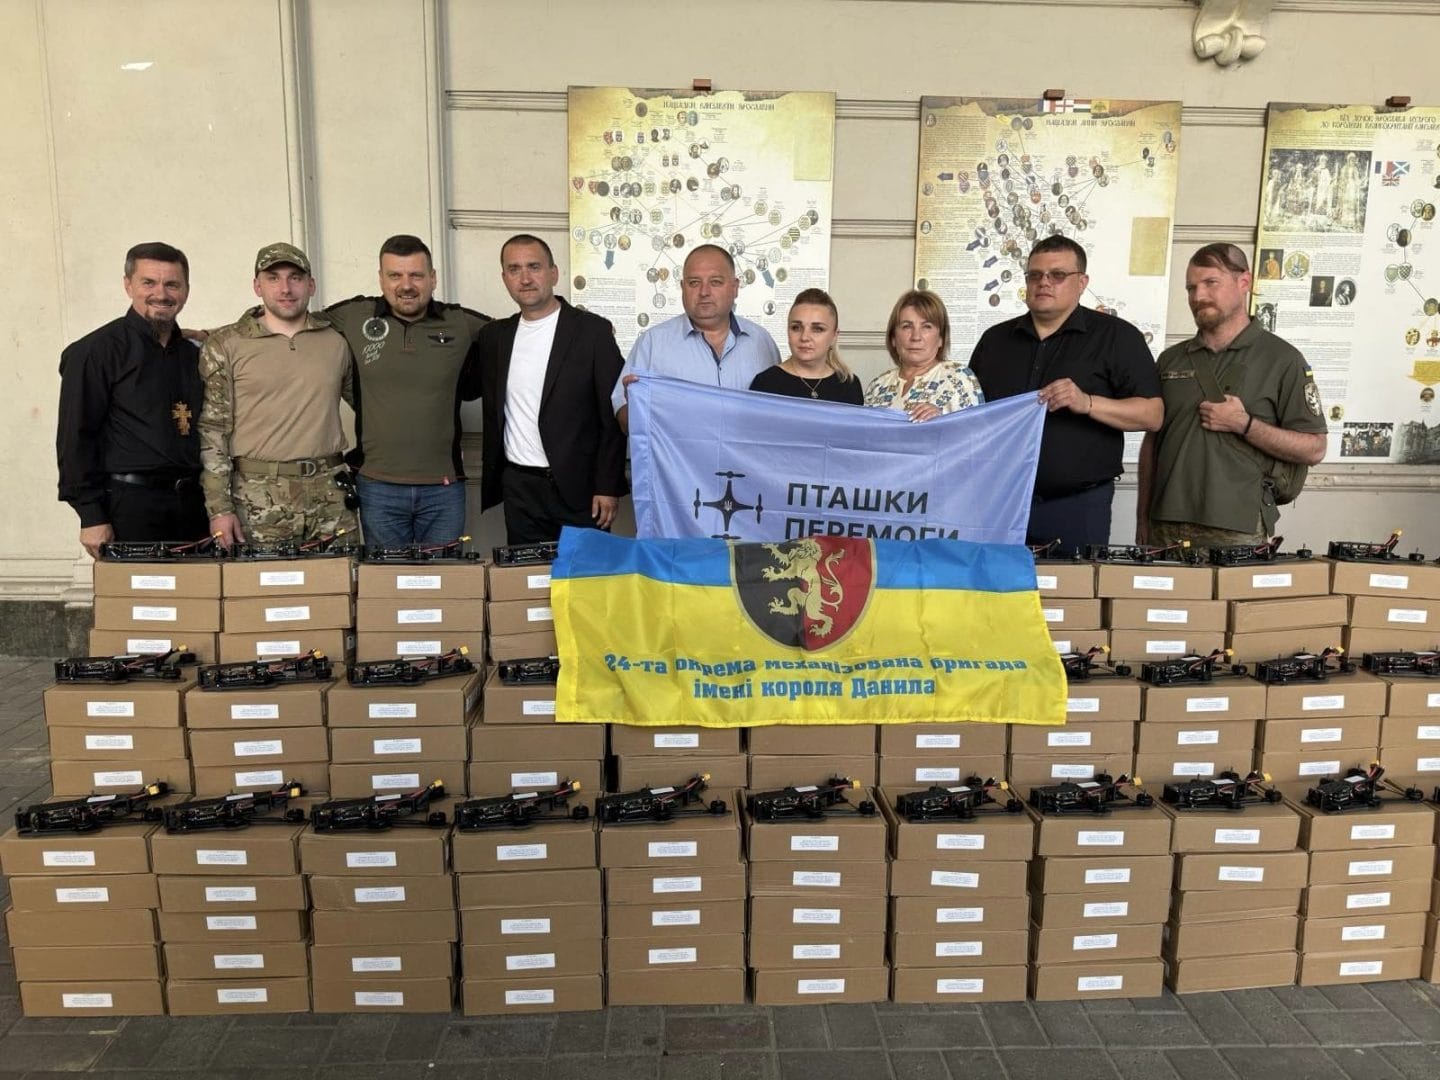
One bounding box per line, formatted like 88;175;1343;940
657;1052;780;1080
1030;1000;1100;1046
877;1009;988;1048
770;1005;828;1050
88;1015;177;1069
1180;991;1262;1046
0;1032;109;1072
1318;984;1384;1010
435;1018;552;1059
1165;1047;1242;1080
979;1001;1047;1046
1221;988;1316;1045
318;1012;395;1063
1326;1046;1410;1080
1134;989;1188;1013
312;1066;434;1080
142;1015;234;1069
1271;984;1336;1011
542;1056;661;1080
888;1049;951;1080
666;1014;773;1053
1220;1046;1349;1080
210;1026;334;1066
606;1005;664;1054
381;1013;448;1060
1363;980;1440;1042
1108;1048;1181;1079
1087;1011;1209;1048
997;1047;1120;1080
824;1003;881;1048
938;1049;1008;1079
1080;998;1135;1013
777;1049;890;1079
1298;1009;1424;1046
549;1009;609;1054
1376;1044;1440;1079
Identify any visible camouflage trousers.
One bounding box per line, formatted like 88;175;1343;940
232;469;359;545
1150;518;1268;549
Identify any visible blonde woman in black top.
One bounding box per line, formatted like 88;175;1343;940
749;288;863;404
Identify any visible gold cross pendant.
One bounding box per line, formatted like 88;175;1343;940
172;402;192;435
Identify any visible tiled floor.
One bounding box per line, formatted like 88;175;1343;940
0;657;1437;1078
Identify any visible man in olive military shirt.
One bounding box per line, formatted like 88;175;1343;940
326;235;490;547
1138;244;1327;547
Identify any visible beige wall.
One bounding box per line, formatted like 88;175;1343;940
6;0;1439;606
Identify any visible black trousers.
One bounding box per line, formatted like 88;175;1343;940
1026;481;1115;557
501;464;600;545
105;477;210;542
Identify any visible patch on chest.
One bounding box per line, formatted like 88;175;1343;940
427;331;455;346
1160;370;1195;380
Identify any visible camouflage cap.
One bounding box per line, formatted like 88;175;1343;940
254;242;311;276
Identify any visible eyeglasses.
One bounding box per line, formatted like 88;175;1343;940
1023;269;1084;285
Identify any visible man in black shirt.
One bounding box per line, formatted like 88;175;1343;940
969;236;1162;554
57;242;208;558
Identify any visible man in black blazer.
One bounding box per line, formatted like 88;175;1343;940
476;235;628;544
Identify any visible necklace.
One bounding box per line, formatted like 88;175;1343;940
797;374;823;399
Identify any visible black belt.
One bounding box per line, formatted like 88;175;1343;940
505;461;554;478
1033;478;1114;504
109;471;198;492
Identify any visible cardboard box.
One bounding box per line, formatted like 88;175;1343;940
43;679;190;729
1302;879;1433;919
461;939;601;979
192;761;329;797
467;760;599;798
604;864;748;905
163;941;309;979
1230;628;1348;664
1141;679;1268;723
471;724;604;762
1029;956;1165;1000
1164;801;1301;853
12;944;160;982
1214;559;1332;600
610;724;741;755
1030;804;1172;857
327;670;482;728
312;976;453;1013
0;819;155;876
1007;753;1134;790
1096;564;1214;601
1166;953;1298;993
749;894;888;935
157;910;307;943
1039;598;1102;631
749;860;888;897
1031;922;1162;964
1061;679;1143;723
1376;746;1440;786
877;755;1006;789
149;824;304;876
1028;854;1174;895
189;726;329;768
1292;799;1437;850
486;598;555;636
456;866;602;909
1163;916;1298;960
461;973;603;1015
1109;630;1225;663
94;560;223;599
329;761;466;799
1259;715;1381;754
358;597;485;632
1329;559;1440;600
1010;722;1135;756
749;755;877;789
452;821;597;874
1257;751;1379;787
1170;888;1300;921
1131;753;1255;786
745;794;888;863
93;595;221;632
606;933;745;972
1106;599;1227;632
224;593;352;633
166;976;312;1014
1349;594;1440;629
876;722;1009;756
50;758;192;796
889;928;1029;967
487;561;553;603
748;932;886;969
889;860;1028;899
1297;947;1423;985
1135;719;1255;756
219;628;354;663
157;875;306;913
618;754;748;790
886;804;1035;863
891;963;1028;1002
1381;679;1440;719
330;725;468;764
597;805;741;870
311;909;456;945
1264;671;1389;719
299;828;448;876
356;631;484;661
8;873;159;912
1300;912;1427;953
307;874;455;912
605;898;746;939
891;895;1030;933
1035;561;1096;599
1029;889;1171;929
1343;626;1440;656
90;629;218;664
18;980;165;1016
1228;594;1349;634
183;681;328;730
359;561;486;600
1307;846;1436;886
481;669;558;724
1380;715;1440;746
608;967;746;1005
6;907;156;946
748;725;877;756
312;941;453;980
1173;851;1309;891
750;966;888;1004
223;556;354;598
490;631;559;662
48;726;187;761
459;904;600;946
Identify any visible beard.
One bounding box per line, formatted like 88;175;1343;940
1191;304;1228;331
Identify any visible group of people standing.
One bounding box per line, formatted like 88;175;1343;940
55;229;1328;560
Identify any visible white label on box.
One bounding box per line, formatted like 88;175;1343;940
653;909;701;926
355;992;404;1007
1350;823;1395;841
522;700;557;716
916;732;962;748
1083;902;1129;918
526;606;553;622
505;988;555;1005
62;993;113;1008
1348;860;1393;876
1036;574;1058;590
1252;572;1292;589
936;907;984;923
1215;867;1264;886
649;947;697;965
130;573;176;591
196;849;247;866
1133;575;1174;591
1298;760;1342;776
215;954;265;970
1147;639;1186;653
526;573;552;589
397;609;442;624
1301;727;1343;744
259;571;305;587
205;886;257;903
355;886;406;903
255;640;300;657
87;701;135;718
937;978;985;994
54;886;109;903
1178;729;1220;745
1073;933;1119;951
936;940;983;957
1388;608;1428;624
1427;694;1440;710
1302;695;1344;711
1043;608;1064;623
1067;697;1101;714
1173;761;1216;777
648;841;698;858
793;871;842;887
1414;724;1440;740
1078;975;1124;992
496;843;547;862
230;704;280;722
797;978;845;994
1339;961;1383;977
264;606;309;622
1052;763;1096;779
930;870;980;888
369;703;417;719
206;916;258;930
1077;830;1124;847
84;734;134;751
508;771;555;788
125;637;172;653
1048;730;1092;747
791;835;839;852
217;988;268;1004
1147;608;1189;624
374;738;423;755
912;765;962;784
652;876;702;892
1340;924;1386;941
1214;829;1261;846
395;640;442;654
1417;756;1440;771
506;953;556;970
937;833;985;851
42;849;96;867
1369;573;1408;589
373;773;421;789
1084;867;1131;885
794;943;841;960
396;574;442;590
1186;697;1229;713
1346;892;1391;909
94;769;142;786
793;907;842;924
654;732;699;748
233;739;282;757
132;605;177;621
235;770;284;786
345;851;397;868
352;956;403;972
501;918;551;935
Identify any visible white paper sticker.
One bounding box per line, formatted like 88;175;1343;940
1214;828;1261;845
1386;608;1428;624
793;943;842;960
1186;697;1230;713
1084;867;1131;884
54;886;109;903
1340;924;1386;941
930;870;980;888
395;640;441;654
506;953;556;970
1302;695;1345;711
652;876;702;892
936;907;984;923
233;739;282;757
793;907;841;924
1339;961;1384;977
505;988;555;1005
1048;730;1093;747
1177;729;1220;745
1146;608;1189;624
42;849;97;867
937;833;985;851
1348;860;1393;877
345;851;397;868
1419;724;1440;738
1298;760;1342;776
1052;763;1096;779
1300;727;1344;744
1077;830;1124;847
254;640;300;656
1173;761;1216;776
647;841;698;858
263;606;309;622
396;574;442;590
196;849;247;866
1147;639;1186;653
653;732;699;748
125;638;171;653
935;940;983;957
1416;756;1440;771
1078;975;1124;992
522;700;557;716
910;766;961;784
352;956;403;972
916;732;962;748
1346;892;1391;909
61;992;114;1009
1218;865;1265;882
1067;697;1101;714
368;703;417;719
796;978;844;995
233;768;284;786
86;701;135;718
791;871;841;888
1427;694;1440;711
648;947;698;965
259;571;305;587
1133;575;1174;591
1350;823;1395;841
1369;573;1408;589
83;734;134;751
791;835;840;852
130;573;176;591
373;738;423;755
1043;608;1064;623
214;954;265;969
1083;901;1129;918
372;773;421;789
653;909;701;926
204;886;257;903
355;886;406;903
93;769;143;786
206;915;258;930
227;704;279;723
1073;933;1119;951
526;606;554;623
1251;572;1292;588
397;609;442;624
501;918;551;935
1036;574;1058;590
526;573;552;589
132;605;177;621
496;843;547;862
355;992;404;1007
937;978;985;993
217;988;268;1004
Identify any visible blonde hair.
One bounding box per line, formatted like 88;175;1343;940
885;289;950;366
788;288;853;382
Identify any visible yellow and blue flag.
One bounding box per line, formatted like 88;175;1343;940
552;528;1066;728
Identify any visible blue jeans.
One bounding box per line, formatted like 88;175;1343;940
355;475;467;548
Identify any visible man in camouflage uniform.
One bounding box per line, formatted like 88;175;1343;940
199;243;357;547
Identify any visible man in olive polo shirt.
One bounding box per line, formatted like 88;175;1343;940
1138;244;1327;547
326;235;490;547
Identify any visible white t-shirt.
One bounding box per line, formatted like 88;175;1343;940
503;307;561;467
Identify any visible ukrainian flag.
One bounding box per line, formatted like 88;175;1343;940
552;528;1066;728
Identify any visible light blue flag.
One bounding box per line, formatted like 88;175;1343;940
628;376;1045;543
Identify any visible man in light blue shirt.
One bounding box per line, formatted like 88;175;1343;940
613;244;781;432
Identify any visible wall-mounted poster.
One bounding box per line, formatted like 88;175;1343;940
1253;103;1440;463
913;97;1182;361
567;86;835;353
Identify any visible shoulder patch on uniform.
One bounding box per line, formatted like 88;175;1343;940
1305;382;1322;416
1303;368;1314;378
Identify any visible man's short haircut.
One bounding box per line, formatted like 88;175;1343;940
1189;242;1250;275
501;234;555;267
885;289;951;366
124;242;189;282
683;243;736;276
379;234;433;267
1027;235;1087;273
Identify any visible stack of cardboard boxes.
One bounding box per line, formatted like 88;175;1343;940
471;723;603;810
220;554;353;664
613;724;746;791
1376;669;1440;793
1035;556;1098;658
355;555;484;663
1257;672;1387;794
1098;556;1216;668
186;678;331;797
91;556;222;663
749;724;876;789
1334;555;1440;659
881;722;1007;793
1219;556;1343;664
486;552;557;663
1135;666;1266;788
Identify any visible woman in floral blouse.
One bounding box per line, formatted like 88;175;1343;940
863;289;985;421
